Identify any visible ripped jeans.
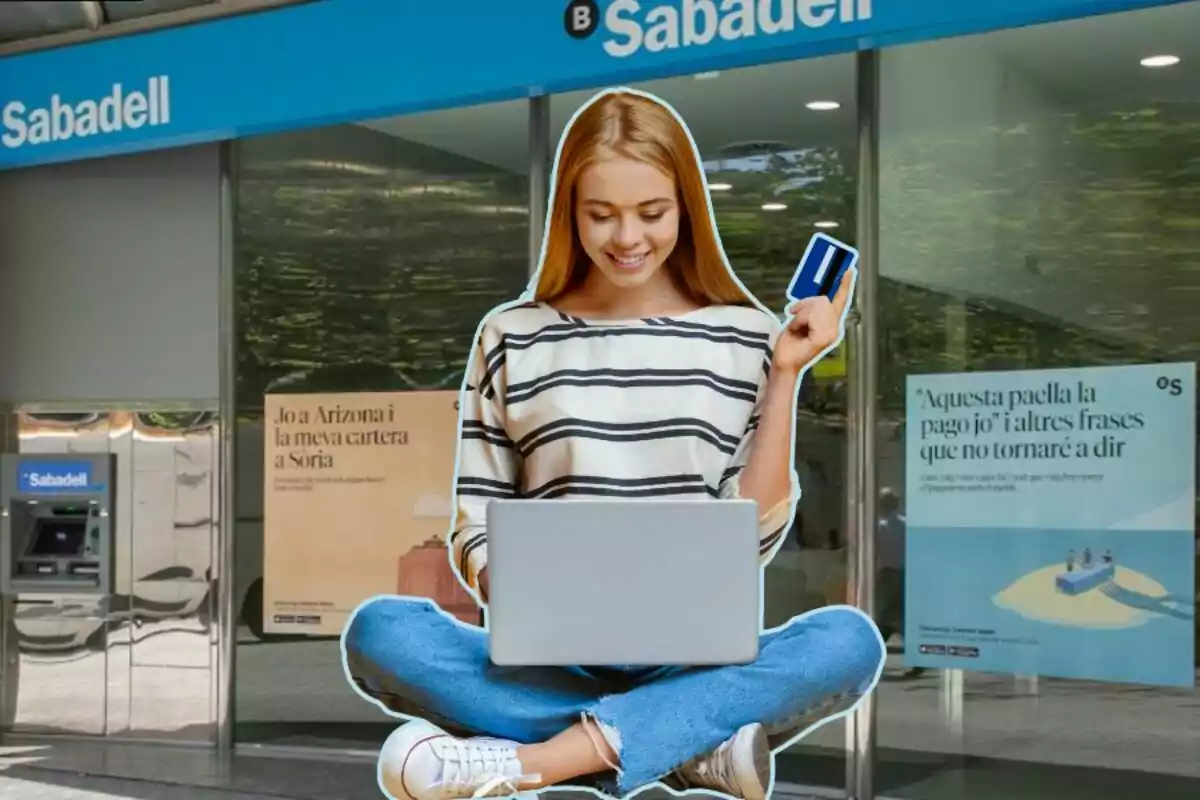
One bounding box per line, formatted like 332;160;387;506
342;596;884;797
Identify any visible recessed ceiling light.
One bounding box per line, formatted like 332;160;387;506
814;220;839;229
695;71;722;80
1140;54;1180;68
762;202;788;211
709;182;732;191
805;100;841;111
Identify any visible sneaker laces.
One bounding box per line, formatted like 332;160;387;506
429;738;539;799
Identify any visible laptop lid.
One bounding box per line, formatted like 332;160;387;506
486;499;761;667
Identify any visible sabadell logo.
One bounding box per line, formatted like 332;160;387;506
2;76;171;150
565;0;874;58
24;471;89;489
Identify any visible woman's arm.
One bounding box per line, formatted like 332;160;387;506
718;358;800;563
719;272;855;561
732;364;800;527
449;320;520;604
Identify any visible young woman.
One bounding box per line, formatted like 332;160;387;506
341;88;885;800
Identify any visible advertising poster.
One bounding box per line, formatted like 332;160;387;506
904;362;1196;687
263;390;473;635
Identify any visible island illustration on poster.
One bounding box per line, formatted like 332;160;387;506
902;362;1196;688
262;390;476;636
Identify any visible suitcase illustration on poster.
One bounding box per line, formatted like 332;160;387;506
398;537;478;623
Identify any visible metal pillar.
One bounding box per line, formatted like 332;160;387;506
216;140;239;756
845;48;882;800
940;302;968;750
528;95;552;279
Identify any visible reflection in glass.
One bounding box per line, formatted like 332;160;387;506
233;104;530;746
6;408;217;741
877;4;1200;798
236;121;529;404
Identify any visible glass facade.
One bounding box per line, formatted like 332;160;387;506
874;5;1200;798
226;2;1199;796
232;102;530;747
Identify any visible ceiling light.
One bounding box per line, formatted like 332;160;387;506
762;202;788;211
1140;54;1180;68
695;71;722;80
814;220;839;229
709;182;732;191
805;100;841;111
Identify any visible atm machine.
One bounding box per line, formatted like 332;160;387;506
0;453;115;734
1;453;114;593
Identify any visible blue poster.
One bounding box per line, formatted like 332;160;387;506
902;362;1196;687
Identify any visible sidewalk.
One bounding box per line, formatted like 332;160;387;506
234;637;1200;781
0;772;282;799
0;740;825;800
8;629;1196;798
0;740;377;799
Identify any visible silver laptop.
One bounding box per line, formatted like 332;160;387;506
486;499;761;667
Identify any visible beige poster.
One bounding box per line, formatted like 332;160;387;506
263;390;477;635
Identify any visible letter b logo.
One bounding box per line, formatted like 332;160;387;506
564;0;598;39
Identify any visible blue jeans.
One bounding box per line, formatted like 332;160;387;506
342;596;884;796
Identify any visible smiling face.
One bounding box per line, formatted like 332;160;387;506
574;151;682;292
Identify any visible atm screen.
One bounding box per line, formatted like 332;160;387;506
27;518;88;558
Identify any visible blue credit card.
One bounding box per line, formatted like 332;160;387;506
786;233;858;303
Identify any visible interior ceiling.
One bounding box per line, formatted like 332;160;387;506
362;55;857;175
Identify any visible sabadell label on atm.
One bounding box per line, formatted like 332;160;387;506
26;471;89;489
17;461;96;492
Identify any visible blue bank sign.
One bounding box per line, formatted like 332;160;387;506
581;0;874;57
16;460;103;495
0;0;1185;169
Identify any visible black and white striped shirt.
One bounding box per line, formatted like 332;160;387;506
450;300;798;592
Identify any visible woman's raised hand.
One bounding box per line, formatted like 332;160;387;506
772;267;856;375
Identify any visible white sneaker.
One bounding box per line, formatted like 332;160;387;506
377;719;535;800
670;723;770;800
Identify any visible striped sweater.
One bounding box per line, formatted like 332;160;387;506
449;300;798;593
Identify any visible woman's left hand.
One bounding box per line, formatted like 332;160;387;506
773;267;856;375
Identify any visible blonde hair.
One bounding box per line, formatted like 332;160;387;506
533;89;753;307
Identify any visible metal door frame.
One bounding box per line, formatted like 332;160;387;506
845;48;881;800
